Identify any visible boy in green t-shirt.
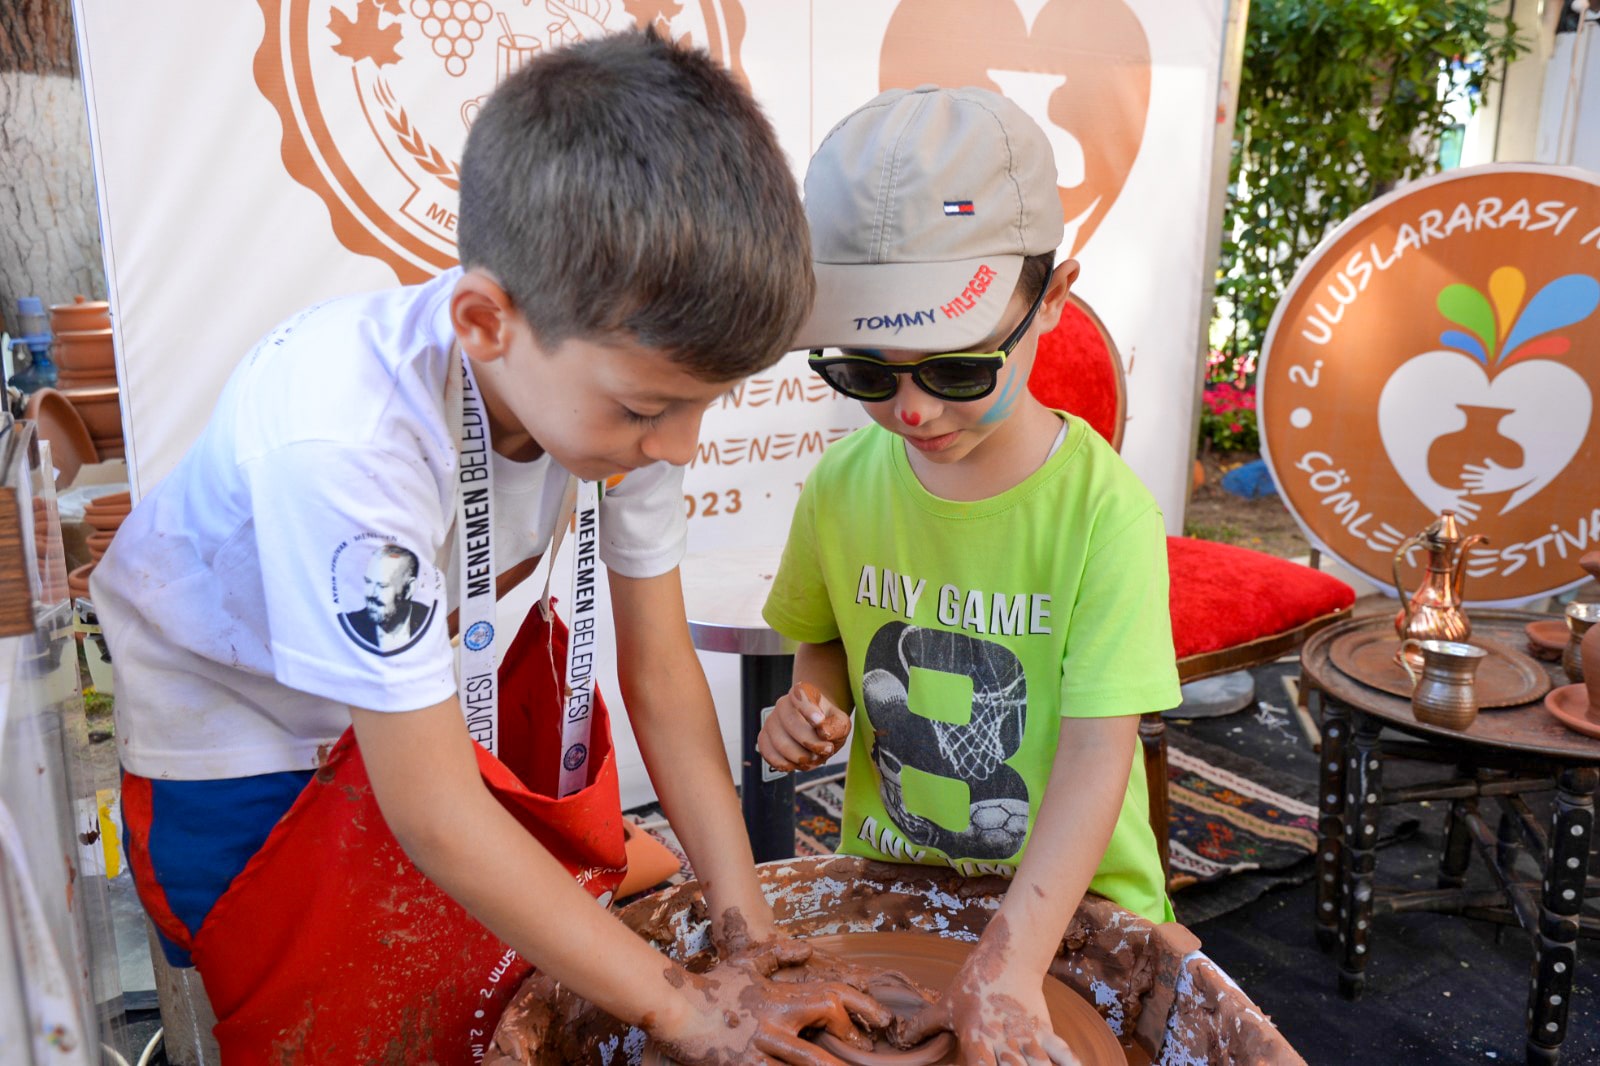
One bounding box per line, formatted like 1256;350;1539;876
759;86;1182;1062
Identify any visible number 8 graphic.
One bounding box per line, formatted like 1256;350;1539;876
861;622;1031;861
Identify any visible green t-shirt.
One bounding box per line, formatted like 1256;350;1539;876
763;416;1180;921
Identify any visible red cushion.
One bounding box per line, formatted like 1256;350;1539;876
1167;536;1356;661
1029;299;1121;446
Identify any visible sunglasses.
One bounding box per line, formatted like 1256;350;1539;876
808;275;1050;403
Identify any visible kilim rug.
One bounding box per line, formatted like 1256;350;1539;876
620;731;1317;920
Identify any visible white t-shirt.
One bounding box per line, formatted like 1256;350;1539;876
92;269;688;780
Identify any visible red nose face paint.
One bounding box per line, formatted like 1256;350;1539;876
900;411;922;427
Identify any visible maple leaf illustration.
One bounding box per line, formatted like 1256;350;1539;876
329;0;403;67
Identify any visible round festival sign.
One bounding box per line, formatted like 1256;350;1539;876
1260;164;1600;605
253;0;748;282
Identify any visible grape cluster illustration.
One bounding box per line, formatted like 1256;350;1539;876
410;0;495;77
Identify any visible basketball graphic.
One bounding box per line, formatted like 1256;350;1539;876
878;0;1152;257
1260;166;1600;604
254;0;748;280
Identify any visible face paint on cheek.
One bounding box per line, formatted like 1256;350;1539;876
979;366;1026;424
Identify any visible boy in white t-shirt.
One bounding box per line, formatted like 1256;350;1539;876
93;30;885;1064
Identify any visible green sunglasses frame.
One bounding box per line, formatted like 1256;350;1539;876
807;274;1050;403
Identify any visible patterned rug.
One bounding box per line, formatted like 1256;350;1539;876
621;732;1317;918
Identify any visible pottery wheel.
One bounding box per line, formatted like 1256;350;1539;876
1328;630;1552;708
642;930;1123;1065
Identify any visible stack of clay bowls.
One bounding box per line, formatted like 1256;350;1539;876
49;296;124;460
72;490;131;602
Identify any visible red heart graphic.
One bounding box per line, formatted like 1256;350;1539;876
879;0;1151;257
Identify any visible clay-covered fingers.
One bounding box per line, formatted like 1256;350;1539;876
795;681;852;743
1034;1030;1079;1066
755;708;814;772
733;936;814;976
897;997;952;1046
750;1028;847;1066
757;699;835;771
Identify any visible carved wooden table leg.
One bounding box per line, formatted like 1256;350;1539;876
1339;710;1383;1000
1438;764;1478;890
1314;687;1346;951
1526;766;1597;1065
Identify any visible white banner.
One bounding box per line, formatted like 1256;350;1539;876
77;0;1229;536
75;0;1233;803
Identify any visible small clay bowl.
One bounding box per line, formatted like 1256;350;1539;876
1527;619;1568;662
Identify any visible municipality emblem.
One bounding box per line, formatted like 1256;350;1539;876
463;620;494;651
254;0;749;281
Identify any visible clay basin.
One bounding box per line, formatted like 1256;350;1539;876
485;856;1305;1066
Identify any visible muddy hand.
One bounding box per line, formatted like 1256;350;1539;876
655;935;892;1064
898;919;1078;1066
757;681;851;773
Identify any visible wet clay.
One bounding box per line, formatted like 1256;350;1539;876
637;932;1119;1065
485;856;1303;1066
796;682;852;743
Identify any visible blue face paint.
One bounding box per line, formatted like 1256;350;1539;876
979;363;1024;424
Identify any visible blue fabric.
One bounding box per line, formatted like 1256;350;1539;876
1221;459;1279;499
132;770;312;967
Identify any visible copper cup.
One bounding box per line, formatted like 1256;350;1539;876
1399;638;1487;731
1564;603;1600;684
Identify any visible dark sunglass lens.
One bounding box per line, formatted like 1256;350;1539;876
827;361;897;400
918;360;995;399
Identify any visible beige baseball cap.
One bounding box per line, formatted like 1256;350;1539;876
794;85;1064;353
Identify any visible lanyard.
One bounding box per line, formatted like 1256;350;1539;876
452;349;499;757
555;479;600;798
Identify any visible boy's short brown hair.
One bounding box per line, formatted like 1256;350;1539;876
457;29;812;379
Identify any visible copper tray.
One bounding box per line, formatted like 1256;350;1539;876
1328;630;1553;708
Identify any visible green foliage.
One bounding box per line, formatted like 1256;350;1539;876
1215;0;1523;377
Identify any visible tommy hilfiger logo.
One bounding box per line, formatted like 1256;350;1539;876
943;201;975;216
941;264;998;318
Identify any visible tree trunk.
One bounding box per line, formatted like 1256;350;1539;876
0;0;104;336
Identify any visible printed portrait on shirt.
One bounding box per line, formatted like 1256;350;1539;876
335;541;438;656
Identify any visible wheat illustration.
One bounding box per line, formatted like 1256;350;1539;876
373;78;461;191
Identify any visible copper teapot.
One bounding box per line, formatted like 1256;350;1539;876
1393;511;1489;663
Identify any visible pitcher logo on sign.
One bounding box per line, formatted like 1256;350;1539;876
880;0;1151;256
1260;165;1600;604
254;0;748;281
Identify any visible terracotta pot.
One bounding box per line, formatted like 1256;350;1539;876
86;530;115;561
67;562;95;599
51;328;116;373
50;295;112;333
60;386;123;445
54;368;118;389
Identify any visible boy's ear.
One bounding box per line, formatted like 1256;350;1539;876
1033;259;1081;335
450;270;518;364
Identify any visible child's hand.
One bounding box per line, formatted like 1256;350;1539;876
652;936;890;1064
757;681;852;773
898;918;1080;1066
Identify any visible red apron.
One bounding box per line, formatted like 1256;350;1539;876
188;605;626;1064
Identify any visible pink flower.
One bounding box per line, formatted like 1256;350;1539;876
1229;422;1243;433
